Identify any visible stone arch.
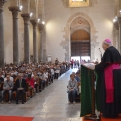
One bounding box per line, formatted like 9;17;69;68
70;26;90;35
60;12;98;61
71;29;90;41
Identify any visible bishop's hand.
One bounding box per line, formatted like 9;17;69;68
86;63;95;70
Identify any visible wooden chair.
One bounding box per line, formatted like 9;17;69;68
12;91;28;102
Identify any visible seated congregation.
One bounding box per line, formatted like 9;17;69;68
0;62;70;104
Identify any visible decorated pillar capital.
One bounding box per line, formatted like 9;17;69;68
30;19;38;29
0;0;7;8
21;13;30;25
38;23;44;32
9;6;21;19
117;17;121;26
114;21;119;30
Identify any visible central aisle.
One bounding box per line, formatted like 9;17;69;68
0;69;82;121
32;68;81;120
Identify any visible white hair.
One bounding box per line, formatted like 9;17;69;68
103;41;112;46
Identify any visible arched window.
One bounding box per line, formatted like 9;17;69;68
69;0;89;7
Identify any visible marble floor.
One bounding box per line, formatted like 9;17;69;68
0;68;82;121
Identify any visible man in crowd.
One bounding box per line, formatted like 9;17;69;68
16;73;26;104
0;72;4;84
55;58;59;65
75;72;80;82
1;74;14;104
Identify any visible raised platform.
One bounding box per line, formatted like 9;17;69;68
83;115;121;121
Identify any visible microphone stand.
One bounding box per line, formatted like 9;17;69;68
99;48;102;61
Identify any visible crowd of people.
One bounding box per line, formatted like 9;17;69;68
70;60;80;68
70;59;91;69
0;60;70;104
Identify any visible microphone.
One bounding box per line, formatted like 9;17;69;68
98;48;102;58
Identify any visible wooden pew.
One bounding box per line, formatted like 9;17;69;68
12;82;29;102
34;83;39;93
39;79;43;92
27;83;35;98
0;82;3;91
46;79;49;86
48;73;51;85
1;81;29;102
34;77;40;93
12;91;28;102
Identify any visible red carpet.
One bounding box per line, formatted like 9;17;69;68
83;115;121;121
101;116;121;121
0;116;33;121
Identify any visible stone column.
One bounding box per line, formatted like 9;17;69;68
43;48;47;62
9;6;20;65
38;24;43;62
117;17;121;53
114;21;119;49
90;42;95;61
42;29;47;62
30;19;38;63
90;41;99;61
21;14;30;63
0;0;7;67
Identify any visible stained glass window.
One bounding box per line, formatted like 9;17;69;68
72;0;86;1
69;0;89;7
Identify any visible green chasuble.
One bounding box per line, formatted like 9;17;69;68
80;65;100;116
